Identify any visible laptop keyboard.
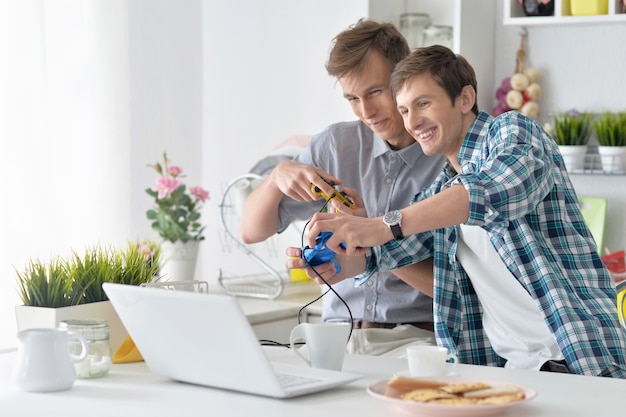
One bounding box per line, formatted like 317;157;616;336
277;372;323;388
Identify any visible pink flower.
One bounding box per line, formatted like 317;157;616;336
190;186;210;202
168;165;182;176
135;242;153;260
153;176;182;199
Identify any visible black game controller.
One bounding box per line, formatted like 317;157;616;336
302;231;343;273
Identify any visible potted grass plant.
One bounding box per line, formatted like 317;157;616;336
593;111;626;173
550;110;593;172
15;241;160;351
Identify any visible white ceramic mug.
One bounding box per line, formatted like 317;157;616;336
13;328;88;392
289;322;351;371
406;345;457;377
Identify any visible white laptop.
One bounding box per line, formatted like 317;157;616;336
102;283;360;398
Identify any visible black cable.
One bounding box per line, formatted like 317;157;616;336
256;192;354;347
298;195;354;341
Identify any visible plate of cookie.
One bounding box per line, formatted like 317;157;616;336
367;375;537;417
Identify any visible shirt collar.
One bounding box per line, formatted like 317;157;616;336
457;111;493;163
372;132;427;169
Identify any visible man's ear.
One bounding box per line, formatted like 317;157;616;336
459;85;476;113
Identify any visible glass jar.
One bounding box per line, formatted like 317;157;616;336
422;25;454;49
399;13;431;50
60;319;112;379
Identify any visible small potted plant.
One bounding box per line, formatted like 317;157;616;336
15;241;160;351
146;152;209;281
549;110;593;172
593;111;626;173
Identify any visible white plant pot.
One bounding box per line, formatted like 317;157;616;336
14;301;127;353
558;145;588;173
597;146;626;173
159;240;200;281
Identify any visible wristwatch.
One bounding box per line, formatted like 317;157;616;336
383;210;404;240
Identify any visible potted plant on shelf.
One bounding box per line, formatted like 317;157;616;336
593;111;626;173
549;110;593;173
15;241;160;351
146;152;209;282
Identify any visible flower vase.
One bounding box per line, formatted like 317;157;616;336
159;241;200;281
597;146;626;173
558;145;588;173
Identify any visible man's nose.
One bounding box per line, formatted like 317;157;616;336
359;100;376;119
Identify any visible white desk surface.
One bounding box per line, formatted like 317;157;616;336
1;345;624;416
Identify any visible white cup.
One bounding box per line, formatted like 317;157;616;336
406;345;457;377
289;322;351;371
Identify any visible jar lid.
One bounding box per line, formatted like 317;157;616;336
400;12;430;17
60;318;108;327
423;25;453;34
399;12;431;23
60;319;109;341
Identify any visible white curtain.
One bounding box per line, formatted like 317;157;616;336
0;0;131;349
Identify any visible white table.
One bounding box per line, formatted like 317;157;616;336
1;345;624;416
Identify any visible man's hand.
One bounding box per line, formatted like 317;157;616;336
330;187;367;217
305;212;392;255
285;246;367;285
270;161;340;203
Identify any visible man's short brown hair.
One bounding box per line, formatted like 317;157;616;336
390;45;479;115
326;19;410;79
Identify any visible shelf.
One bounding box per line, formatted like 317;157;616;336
568;153;626;175
504;0;626;26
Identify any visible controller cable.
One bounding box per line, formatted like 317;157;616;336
259;194;354;347
297;197;354;338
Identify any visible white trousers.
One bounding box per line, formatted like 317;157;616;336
346;324;436;357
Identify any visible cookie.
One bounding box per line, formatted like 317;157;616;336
385;376;447;398
463;385;524;399
440;382;492;394
387;375;448;394
429;396;479;405
401;388;455;402
477;392;526;404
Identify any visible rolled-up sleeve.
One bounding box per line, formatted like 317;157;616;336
354;231;435;286
449;114;555;235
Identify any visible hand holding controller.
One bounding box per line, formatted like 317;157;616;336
311;178;355;210
302;231;344;274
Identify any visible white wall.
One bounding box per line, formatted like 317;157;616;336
200;1;366;281
1;0;133;349
127;0;204;243
0;0;367;349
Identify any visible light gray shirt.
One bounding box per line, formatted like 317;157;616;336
277;120;446;323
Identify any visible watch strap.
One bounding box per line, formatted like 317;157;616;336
389;223;404;240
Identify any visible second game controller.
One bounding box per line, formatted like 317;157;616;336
302;231;343;273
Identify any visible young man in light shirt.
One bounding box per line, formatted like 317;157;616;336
240;20;445;356
290;45;626;377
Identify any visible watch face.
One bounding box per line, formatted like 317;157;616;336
384;210;401;225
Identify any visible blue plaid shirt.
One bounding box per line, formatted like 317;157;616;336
360;111;626;377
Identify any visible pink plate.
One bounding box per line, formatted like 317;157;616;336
367;376;537;417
